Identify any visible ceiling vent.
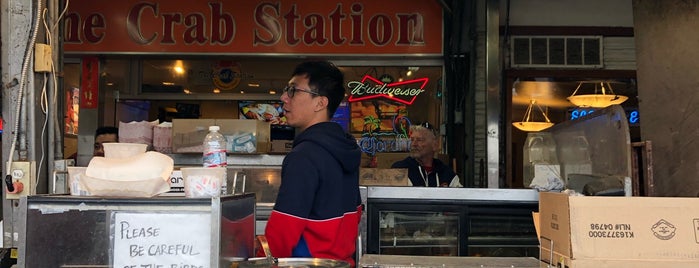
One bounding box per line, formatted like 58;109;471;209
510;36;603;68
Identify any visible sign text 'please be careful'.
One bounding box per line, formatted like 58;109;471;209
113;212;211;268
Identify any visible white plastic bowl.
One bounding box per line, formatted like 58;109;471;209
103;142;148;158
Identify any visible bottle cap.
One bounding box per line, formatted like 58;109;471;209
209;126;220;131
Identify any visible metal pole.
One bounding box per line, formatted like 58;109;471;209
485;0;501;188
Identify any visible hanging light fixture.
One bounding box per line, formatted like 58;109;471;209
567;81;628;108
512;99;554;132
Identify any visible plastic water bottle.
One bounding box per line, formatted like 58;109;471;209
203;126;227;167
203;126;228;194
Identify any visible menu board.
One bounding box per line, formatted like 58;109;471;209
112;212;211;268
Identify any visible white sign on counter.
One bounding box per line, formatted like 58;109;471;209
112;212;211;268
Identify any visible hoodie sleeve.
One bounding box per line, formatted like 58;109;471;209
264;152;319;257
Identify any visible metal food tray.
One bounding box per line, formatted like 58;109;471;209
359;254;541;268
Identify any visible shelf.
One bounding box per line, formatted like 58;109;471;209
380;236;458;247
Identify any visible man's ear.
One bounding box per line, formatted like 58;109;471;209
314;96;328;112
432;137;441;151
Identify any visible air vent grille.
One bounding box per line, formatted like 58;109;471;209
511;36;603;68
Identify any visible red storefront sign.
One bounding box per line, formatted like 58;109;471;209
63;0;442;55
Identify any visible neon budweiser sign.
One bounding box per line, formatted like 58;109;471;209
347;75;428;105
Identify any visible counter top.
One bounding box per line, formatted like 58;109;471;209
168;153;285;166
367;186;539;202
359;254;541;268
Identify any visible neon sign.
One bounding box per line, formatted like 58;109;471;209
358;137;410;154
569;108;640;125
358;114;411;155
347;75;428;105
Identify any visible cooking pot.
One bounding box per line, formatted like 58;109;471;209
231;236;350;268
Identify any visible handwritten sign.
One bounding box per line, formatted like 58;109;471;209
113;212;211;268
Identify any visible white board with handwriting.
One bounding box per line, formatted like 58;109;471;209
112;212;211;268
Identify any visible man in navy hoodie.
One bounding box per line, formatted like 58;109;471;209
263;61;362;266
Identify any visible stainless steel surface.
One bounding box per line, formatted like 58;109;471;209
19;194;256;268
256;236;278;266
486;0;502;188
359;186;368;258
359;254;540;268
367;187;539;201
170;154;286;166
240;258;351;268
228;167;280;203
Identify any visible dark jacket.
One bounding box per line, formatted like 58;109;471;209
265;122;362;266
391;156;460;187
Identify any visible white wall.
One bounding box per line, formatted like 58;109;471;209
506;0;634;27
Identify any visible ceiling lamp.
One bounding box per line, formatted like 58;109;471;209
172;60;185;75
567;81;628;108
512;99;554;132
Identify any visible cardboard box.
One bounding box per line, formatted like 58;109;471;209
376;153;410;168
360;153;411;168
172;119;215;153
270;140;293;153
172;119;270;153
539;192;699;266
217;119;270;153
539;249;699;268
359;168;409;186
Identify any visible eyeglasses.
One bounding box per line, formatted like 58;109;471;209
283;85;319;98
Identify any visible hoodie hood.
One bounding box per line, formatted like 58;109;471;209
293;122;360;172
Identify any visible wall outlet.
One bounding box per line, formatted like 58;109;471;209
6;161;35;199
34;43;52;73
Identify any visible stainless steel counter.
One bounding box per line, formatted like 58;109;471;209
168;153;286;166
367;186;539;201
359;254;541;268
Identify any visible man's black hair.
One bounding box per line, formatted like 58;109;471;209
291;60;345;118
95;126;119;139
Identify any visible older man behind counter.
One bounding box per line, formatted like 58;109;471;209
391;123;463;187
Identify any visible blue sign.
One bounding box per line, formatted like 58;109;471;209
569;108;639;126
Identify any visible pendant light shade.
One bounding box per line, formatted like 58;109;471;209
567;82;628;108
512;100;554;132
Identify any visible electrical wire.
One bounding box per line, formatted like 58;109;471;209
6;0;43;190
36;73;49;193
32;1;70;193
35;8;52;189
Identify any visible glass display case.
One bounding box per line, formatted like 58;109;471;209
366;187;539;257
377;208;460;256
19;193;255;268
227;165;281;235
169;154;284;235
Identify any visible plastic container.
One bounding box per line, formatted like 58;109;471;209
181;167;226;198
559;135;592;184
203;126;228;194
203;126;227;167
522;132;560;187
66;166;89;196
102;142;148;158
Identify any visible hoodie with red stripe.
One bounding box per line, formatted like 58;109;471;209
264;122;362;266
